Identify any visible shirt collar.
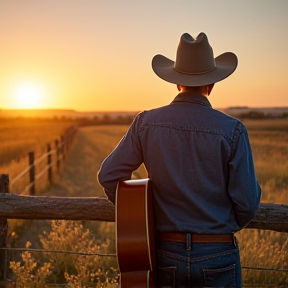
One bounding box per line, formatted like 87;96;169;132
171;92;212;108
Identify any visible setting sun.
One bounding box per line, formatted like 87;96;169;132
15;83;44;109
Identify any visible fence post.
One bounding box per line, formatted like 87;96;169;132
28;152;35;196
65;128;70;150
47;143;52;183
0;174;9;281
55;139;60;171
61;135;65;160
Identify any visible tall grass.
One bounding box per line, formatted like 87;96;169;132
5;119;288;286
0;118;75;194
236;118;288;286
7;125;126;287
0;118;74;165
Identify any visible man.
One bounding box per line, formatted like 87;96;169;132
98;32;261;287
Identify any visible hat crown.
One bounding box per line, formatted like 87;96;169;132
174;33;216;75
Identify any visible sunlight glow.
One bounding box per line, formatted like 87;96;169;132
15;82;44;108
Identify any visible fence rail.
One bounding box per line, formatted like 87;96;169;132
0;192;287;232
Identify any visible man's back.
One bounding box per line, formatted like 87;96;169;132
134;92;260;234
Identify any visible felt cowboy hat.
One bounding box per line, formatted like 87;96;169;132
152;32;238;86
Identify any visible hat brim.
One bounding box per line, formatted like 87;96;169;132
152;52;238;86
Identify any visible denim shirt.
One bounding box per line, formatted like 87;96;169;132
98;92;261;234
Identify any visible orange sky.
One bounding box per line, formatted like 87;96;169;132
0;0;288;111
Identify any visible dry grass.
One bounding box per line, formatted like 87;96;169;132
237;118;288;286
0;118;74;165
245;121;288;203
0;119;75;194
6;119;288;286
9;221;118;288
243;118;288;131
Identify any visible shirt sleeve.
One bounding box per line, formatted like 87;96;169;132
97;113;144;204
228;122;261;228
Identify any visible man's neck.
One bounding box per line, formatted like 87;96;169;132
177;84;214;96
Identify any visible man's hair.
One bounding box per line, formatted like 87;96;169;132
181;85;207;92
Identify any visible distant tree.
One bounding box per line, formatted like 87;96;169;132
239;111;266;119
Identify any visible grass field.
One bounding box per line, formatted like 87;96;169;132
0;118;76;194
4;118;288;287
0;118;75;166
234;119;288;286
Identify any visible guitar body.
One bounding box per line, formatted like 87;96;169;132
116;179;156;288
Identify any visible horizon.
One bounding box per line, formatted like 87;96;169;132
1;105;288;113
1;0;288;111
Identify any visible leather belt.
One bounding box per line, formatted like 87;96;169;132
159;232;233;243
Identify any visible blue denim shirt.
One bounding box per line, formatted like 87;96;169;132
98;92;261;234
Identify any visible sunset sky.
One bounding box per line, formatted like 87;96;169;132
0;0;287;112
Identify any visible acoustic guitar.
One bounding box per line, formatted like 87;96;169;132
116;178;156;288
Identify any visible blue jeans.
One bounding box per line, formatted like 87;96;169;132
156;236;242;288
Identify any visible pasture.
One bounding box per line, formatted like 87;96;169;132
0;118;76;195
2;118;288;286
236;119;288;285
0;118;75;174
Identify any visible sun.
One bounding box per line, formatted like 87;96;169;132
15;82;44;109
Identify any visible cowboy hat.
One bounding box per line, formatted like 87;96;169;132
152;32;238;86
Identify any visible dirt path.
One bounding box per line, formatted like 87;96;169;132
46;125;129;197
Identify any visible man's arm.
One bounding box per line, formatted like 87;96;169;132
97;114;144;204
228;123;261;228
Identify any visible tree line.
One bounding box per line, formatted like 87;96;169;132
0;113;137;126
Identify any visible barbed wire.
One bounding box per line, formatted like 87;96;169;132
9;125;77;189
1;247;287;273
242;266;288;272
0;247;116;257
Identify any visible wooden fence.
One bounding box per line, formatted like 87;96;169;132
0;125;78;287
0;174;288;285
9;125;77;196
1;125;287;286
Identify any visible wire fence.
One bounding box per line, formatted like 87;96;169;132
0;247;116;257
1;246;287;272
9;125;77;196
